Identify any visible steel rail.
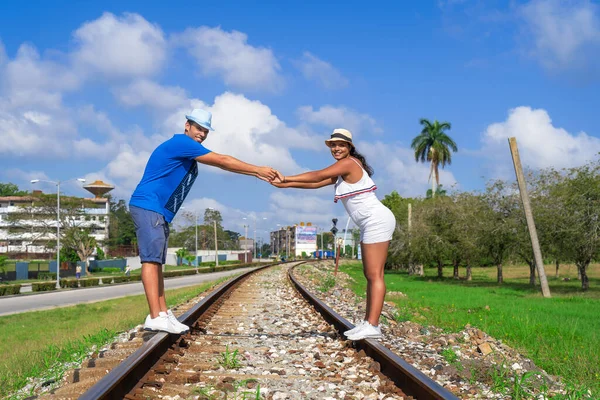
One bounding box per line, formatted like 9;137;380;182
79;262;276;400
288;266;459;400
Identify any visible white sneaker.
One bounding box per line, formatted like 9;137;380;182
346;323;383;341
343;320;368;337
143;314;184;334
166;310;190;333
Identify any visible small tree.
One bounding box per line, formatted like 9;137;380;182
62;228;97;275
411;198;452;278
479;180;519;284
551;161;600;291
184;254;196;267
175;248;188;266
453;192;486;281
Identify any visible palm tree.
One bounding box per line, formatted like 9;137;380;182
411;119;458;197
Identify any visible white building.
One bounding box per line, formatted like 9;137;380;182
0;181;113;256
239;236;254;252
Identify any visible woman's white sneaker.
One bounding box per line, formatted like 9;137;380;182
166;310;190;333
346;323;383;341
343;320;368;337
143;314;184;334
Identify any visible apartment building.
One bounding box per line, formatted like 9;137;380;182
0;181;113;256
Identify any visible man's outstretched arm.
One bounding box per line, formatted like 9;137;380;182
196;152;281;181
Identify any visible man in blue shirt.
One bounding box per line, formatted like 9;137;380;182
130;108;280;334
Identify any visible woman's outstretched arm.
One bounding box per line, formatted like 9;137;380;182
283;159;352;183
272;178;335;189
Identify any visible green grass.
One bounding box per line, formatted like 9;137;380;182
340;262;600;397
0;278;230;399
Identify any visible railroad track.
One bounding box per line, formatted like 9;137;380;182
40;262;458;400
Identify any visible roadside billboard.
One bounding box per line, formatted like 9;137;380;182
296;226;317;245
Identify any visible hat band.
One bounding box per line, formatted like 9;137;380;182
330;133;352;142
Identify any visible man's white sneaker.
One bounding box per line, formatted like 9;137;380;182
346;323;383;341
143;314;184;334
343;320;368;337
166;310;190;333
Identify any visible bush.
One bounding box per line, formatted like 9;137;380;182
38;272;57;281
0;284;21;296
182;269;197;276
112;276;130;284
32;282;57;292
59;279;78;289
163;270;185;278
79;278;100;287
129;274;142;281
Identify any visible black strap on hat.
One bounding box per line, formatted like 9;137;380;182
330;133;352;142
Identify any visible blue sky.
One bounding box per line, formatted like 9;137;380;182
1;0;599;240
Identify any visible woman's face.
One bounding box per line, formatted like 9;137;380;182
329;141;351;160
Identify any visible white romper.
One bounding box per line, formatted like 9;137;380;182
334;158;396;244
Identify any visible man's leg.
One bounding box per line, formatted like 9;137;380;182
141;262;163;318
158;221;170;313
158;264;168;313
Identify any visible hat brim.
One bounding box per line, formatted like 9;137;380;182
185;115;214;131
325;138;354;148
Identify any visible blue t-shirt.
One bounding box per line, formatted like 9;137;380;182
130;134;211;222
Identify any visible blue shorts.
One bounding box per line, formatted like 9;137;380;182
130;205;170;264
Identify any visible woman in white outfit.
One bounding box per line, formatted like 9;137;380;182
271;128;396;340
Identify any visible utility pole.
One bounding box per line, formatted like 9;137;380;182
194;212;198;269
253;220;257;261
213;220;219;267
244;224;249;263
508;137;551;298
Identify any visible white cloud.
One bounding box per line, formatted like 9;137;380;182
102;145;152;196
72;12;166;79
295;52;348;89
482;106;600;176
518;0;600;71
297;105;382;135
3;44;80;109
113;80;188;110
173;26;284;92
162;92;317;174
0;107;77;157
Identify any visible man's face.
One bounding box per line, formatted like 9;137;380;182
185;121;209;143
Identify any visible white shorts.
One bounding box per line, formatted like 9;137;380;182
350;204;396;244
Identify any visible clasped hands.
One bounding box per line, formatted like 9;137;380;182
257;167;285;187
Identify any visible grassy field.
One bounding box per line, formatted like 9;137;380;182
0;278;229;399
340;262;600;396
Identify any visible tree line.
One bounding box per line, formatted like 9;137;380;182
382;159;600;291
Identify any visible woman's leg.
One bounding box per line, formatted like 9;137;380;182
361;241;390;326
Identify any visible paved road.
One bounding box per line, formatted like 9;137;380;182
0;267;258;317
